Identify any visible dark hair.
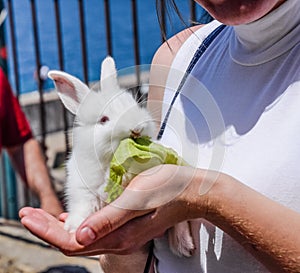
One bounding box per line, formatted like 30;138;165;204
156;0;213;42
155;0;186;42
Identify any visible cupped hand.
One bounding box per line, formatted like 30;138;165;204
19;206;154;256
76;165;209;252
20;165;210;256
19;207;86;255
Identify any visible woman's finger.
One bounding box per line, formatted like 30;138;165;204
58;212;68;222
19;207;84;254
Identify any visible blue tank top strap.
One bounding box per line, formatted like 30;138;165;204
157;24;226;140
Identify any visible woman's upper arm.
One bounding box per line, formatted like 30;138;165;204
147;25;202;132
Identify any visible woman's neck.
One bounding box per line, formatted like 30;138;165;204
229;0;300;65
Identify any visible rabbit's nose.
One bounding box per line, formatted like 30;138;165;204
130;127;143;138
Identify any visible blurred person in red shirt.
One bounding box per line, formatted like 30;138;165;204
0;67;63;217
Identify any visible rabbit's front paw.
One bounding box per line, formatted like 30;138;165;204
168;221;196;257
64;214;85;232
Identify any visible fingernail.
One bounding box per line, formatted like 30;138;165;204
79;226;96;245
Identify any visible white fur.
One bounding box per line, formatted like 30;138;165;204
49;57;155;231
49;56;195;257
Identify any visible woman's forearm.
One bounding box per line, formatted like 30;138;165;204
201;173;300;272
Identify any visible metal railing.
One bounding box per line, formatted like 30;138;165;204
1;0;207;219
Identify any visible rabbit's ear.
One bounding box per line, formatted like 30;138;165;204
48;70;90;115
100;56;119;93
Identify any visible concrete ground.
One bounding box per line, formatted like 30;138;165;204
0;219;103;273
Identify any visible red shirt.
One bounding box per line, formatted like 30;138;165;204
0;67;32;151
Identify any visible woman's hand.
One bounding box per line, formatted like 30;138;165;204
19;207;87;255
20;165;209;256
19;206;157;256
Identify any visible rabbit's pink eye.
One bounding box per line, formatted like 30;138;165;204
99;115;109;124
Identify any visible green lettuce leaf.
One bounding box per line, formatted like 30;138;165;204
104;136;187;203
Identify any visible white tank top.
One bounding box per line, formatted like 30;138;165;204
154;0;300;272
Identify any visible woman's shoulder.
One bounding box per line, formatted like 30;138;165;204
148;25;203;130
151;20;223;70
152;25;203;69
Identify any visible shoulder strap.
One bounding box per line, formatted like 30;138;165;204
157;24;226;140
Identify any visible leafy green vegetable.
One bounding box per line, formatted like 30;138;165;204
104;136;186;203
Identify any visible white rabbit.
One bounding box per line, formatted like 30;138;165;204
48;56;195;257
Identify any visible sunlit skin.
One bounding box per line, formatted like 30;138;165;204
195;0;287;25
